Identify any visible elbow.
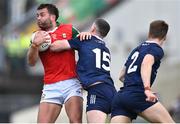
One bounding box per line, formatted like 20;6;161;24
119;76;124;82
27;61;36;66
29;63;35;66
119;73;125;82
49;45;55;51
119;71;125;82
27;58;36;66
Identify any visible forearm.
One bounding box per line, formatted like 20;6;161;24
50;40;71;52
27;44;39;66
141;55;157;102
141;62;152;89
141;54;155;90
142;66;157;103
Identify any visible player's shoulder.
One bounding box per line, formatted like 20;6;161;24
149;43;163;53
56;23;73;30
92;36;106;44
145;43;164;59
58;23;72;27
140;42;162;52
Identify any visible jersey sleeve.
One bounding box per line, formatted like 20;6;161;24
72;26;80;38
148;46;164;61
68;37;81;50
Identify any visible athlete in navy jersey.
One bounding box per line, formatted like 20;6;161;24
50;18;117;123
69;35;114;89
123;41;164;89
111;20;174;123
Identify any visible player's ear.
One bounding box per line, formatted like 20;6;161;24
163;36;166;41
90;23;96;33
51;15;56;21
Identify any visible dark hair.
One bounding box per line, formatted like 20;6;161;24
95;18;110;37
148;20;169;40
37;4;59;21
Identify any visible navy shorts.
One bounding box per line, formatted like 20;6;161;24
86;83;117;114
111;89;158;120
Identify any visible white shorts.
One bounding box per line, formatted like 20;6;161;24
40;78;83;105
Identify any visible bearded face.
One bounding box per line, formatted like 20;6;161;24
37;17;53;30
36;8;53;30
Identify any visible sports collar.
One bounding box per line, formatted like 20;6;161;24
145;40;161;46
47;27;58;33
93;35;103;41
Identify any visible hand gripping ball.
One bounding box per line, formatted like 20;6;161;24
31;31;51;52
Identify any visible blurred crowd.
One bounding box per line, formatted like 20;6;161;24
0;0;120;76
0;29;29;76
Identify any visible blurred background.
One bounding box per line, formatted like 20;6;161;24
0;0;179;123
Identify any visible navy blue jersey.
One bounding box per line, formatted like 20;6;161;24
68;36;114;89
123;41;164;89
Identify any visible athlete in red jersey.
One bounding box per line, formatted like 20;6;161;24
27;4;84;123
39;24;77;84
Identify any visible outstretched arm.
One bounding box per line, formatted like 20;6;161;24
141;54;157;102
50;32;92;52
72;26;92;41
50;40;71;52
77;32;92;41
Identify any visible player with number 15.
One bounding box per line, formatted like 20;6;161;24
50;18;117;123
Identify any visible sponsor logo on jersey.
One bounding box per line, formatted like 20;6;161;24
62;33;67;38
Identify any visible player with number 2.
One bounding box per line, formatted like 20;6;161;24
110;20;174;123
50;18;117;123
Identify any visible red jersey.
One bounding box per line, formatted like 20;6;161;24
39;24;77;84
